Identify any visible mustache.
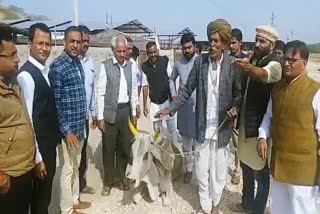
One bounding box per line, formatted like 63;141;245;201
209;47;218;52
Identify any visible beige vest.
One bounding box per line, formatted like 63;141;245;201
271;75;319;186
0;80;35;177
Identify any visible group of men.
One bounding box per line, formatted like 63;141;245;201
0;17;319;214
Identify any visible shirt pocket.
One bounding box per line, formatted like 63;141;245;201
64;72;80;86
0;127;17;157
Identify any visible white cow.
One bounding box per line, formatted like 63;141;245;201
128;133;183;206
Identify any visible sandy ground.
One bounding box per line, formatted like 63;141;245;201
16;46;320;214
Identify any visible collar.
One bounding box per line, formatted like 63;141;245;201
62;51;75;63
181;53;198;63
209;52;224;65
28;56;46;71
286;72;305;85
112;56;126;67
129;57;135;63
79;54;90;63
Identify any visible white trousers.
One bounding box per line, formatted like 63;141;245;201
195;140;229;213
181;136;193;172
271;178;319;214
59;140;84;214
153;118;178;143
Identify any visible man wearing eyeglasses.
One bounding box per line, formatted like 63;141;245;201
257;40;319;214
231;25;282;214
0;27;36;214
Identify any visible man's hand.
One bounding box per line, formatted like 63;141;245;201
154;108;170;119
143;106;149;117
66;132;80;149
232;57;252;71
98;119;106;132
132;116;138;128
35;161;47;180
136;106;141;119
0;174;10;197
227;106;238;120
257;138;268;161
91;116;98;129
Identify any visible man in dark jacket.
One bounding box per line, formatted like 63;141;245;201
155;19;242;214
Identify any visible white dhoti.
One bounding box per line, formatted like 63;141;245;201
195;140;229;213
271;178;319;214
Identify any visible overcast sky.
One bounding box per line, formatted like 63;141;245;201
3;0;320;43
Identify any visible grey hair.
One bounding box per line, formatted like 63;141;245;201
111;35;127;49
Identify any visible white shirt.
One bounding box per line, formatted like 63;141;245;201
131;57;148;87
205;54;223;140
129;57;147;99
80;55;96;120
96;57;138;121
258;76;320;141
17;56;51;164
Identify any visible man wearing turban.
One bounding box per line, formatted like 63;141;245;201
232;25;282;214
155;19;242;214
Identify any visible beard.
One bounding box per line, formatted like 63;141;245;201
184;52;195;60
254;47;271;59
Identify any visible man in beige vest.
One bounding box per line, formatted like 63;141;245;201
0;27;36;214
258;40;320;214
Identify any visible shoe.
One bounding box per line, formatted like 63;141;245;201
183;171;192;184
101;185;111;196
73;201;91;209
81;186;96;194
228;203;252;213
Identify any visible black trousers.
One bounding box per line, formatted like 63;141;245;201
31;138;58;214
241;161;270;214
0;170;33;214
102;103;133;187
79;120;90;191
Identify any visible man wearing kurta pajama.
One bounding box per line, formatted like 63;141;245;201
257;40;319;214
169;33;197;183
155;19;242;214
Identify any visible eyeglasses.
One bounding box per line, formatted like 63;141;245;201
283;57;304;65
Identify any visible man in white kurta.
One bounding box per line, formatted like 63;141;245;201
257;40;320;214
155;19;242;214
